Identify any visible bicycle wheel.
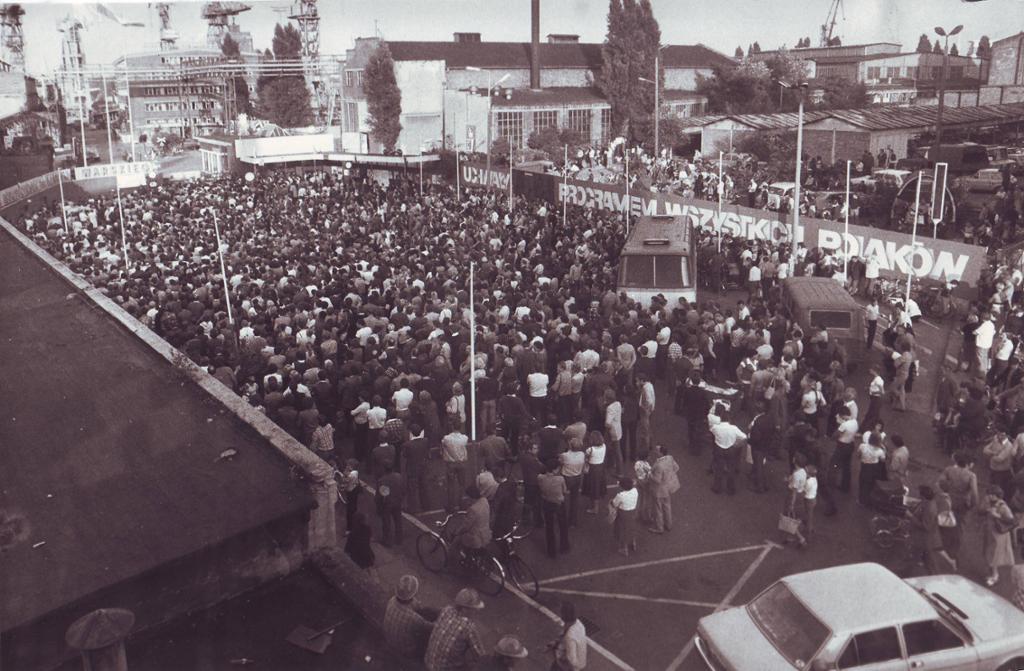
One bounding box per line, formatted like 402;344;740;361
873;529;896;549
467;553;506;596
506;554;539;598
416;532;447;572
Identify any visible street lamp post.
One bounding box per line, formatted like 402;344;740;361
640;46;666;160
466;67;509;186
933;25;963;158
775;79;809;243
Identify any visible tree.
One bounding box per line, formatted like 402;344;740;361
272;23;302;60
734;46;744;59
597;0;663;146
747;44;754;57
764;49;811;111
815;76;869;110
697;60;774;114
751;42;762;54
933;41;943;54
221;33;241;59
827;36;842;46
364;42;402;152
916;34;932;53
949;43;959;56
257;77;313;127
977;35;991;59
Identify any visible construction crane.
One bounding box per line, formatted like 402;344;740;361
1;3;26;70
151;2;178;51
289;0;319;60
202;2;250;49
819;0;844;47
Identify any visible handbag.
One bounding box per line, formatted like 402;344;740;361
937;510;957;528
606;501;618;525
778;513;801;535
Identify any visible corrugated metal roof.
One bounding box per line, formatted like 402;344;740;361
681;102;1024;134
386;41;733;70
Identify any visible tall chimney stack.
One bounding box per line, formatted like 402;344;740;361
530;0;541;89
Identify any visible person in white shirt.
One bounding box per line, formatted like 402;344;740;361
989;330;1016;384
974;312;996;375
710;411;747;495
785;455;810;547
831;407;859;494
526;370;549;419
863;365;885;429
391;380;415;418
865;298;880;349
864;252;880;296
747;263;762;301
857;431;887;504
553;602;587;671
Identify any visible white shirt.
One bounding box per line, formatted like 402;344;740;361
585;444;606;465
975;319;996;349
612;487;639;511
995;335;1015;361
858;442;886;464
392;388;414;412
803;476;818;500
865;303;880;321
789;467;807;493
836;418;859;444
711;422;747;449
748;265;762;282
869;375;884;397
801;389;821;415
527;372;549;397
865;256;880;279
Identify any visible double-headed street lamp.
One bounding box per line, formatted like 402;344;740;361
775;78;809;243
466;66;510;180
933;24;963;157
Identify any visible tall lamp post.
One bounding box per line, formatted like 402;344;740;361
466;67;509;184
775;79;809;243
932;25;963;157
119;22;146;163
639;45;667;160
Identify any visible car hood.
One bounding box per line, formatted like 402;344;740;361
698;607;796;671
906;575;1024;642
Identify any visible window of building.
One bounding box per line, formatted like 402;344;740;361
343;101;359;131
567;108;592;139
599;107;613;144
906;66;918;79
932;66;943;79
867;66;882;80
532;110;558;131
949;66;963;79
496;111;524;149
886;66;900;78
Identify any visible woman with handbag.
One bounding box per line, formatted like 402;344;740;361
583;431;607;515
782;455;809;548
982;484;1018;586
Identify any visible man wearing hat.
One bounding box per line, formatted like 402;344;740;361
424;588;487;670
383;575;437;659
477;635;529;670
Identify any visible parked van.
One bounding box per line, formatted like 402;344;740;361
617;214;696;308
898;142;989;175
780;277;864;361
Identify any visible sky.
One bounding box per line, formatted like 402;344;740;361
12;0;1024;76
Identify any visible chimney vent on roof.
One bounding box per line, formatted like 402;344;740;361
530;0;541;89
453;32;481;43
547;34;579;44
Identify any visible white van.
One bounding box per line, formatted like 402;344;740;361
767;182;796;210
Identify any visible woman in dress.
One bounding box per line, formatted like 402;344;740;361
982;484;1017;587
610;477;639;557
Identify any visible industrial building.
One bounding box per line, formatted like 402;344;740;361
980;32;1024;105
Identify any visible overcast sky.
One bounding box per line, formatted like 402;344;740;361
15;0;1023;75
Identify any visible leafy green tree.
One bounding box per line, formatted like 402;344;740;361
949;43;959;56
827;36;841;46
751;42;761;54
221;33;241;59
220;34;251;116
933;41;943;54
916;34;932;53
364;42;402;152
272;23;302;60
526;127;587;162
258;78;313;127
697;60;774;114
597;0;662;146
814;76;869;110
764;49;811;111
977;35;991;59
734;46;744;58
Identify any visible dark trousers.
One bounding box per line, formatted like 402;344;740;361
380;505;404;546
622;421;638;463
524;484;543;526
749;447;768;492
344;488;361;530
831;442;855;493
686;415;707;455
405;471;430;513
564;475;583;527
712;447;741;494
445;461;469;512
542;500;570;557
504;421;522;456
862;395;882;431
866;319;877;350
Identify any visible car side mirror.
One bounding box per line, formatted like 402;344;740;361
810;661;836;671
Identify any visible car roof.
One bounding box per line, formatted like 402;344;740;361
875;169;911;176
782;563;934;632
769;182;795;189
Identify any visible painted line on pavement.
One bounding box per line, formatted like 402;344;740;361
361;480;634;671
541;587;718;609
664;542;776;671
538;543;768;586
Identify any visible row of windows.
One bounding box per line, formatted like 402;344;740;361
865;65;964;81
343;101;360;131
159;55;220;66
145;116;221;128
343;70;365;89
144;101;218;112
139;85;220;97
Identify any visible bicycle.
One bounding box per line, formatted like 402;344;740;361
493;522;539;598
416;512;506;597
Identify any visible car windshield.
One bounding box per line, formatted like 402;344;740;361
747;582;831;666
769;186;790;195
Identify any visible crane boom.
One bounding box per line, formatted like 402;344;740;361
820;0;842;47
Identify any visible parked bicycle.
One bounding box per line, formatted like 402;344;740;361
493;522;539;598
416;511;506;596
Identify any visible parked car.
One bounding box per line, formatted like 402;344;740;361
693;562;1024;671
850;169;912;191
766;182;796;210
963;168;1004;193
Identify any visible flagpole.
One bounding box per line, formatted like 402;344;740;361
717;150;724;252
419;152;424;197
844;159;851;282
625;143;630;235
102;68;115;163
115;181;129;272
211;208;235;331
469;260;477;441
78;75;89;167
456;150;461;201
57;168;70;235
508;147;513;211
562;144;568;230
907;171;923;306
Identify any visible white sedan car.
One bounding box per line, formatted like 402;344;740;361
694;563;1024;671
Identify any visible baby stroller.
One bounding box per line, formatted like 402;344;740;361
725;263;743;291
866;479;909;517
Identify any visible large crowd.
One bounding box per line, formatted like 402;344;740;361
14;164;1024;668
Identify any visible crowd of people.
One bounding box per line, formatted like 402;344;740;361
13;161;1024;665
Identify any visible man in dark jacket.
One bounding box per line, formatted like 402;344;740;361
377;464;407;546
401;424;431;513
748;410;777;493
